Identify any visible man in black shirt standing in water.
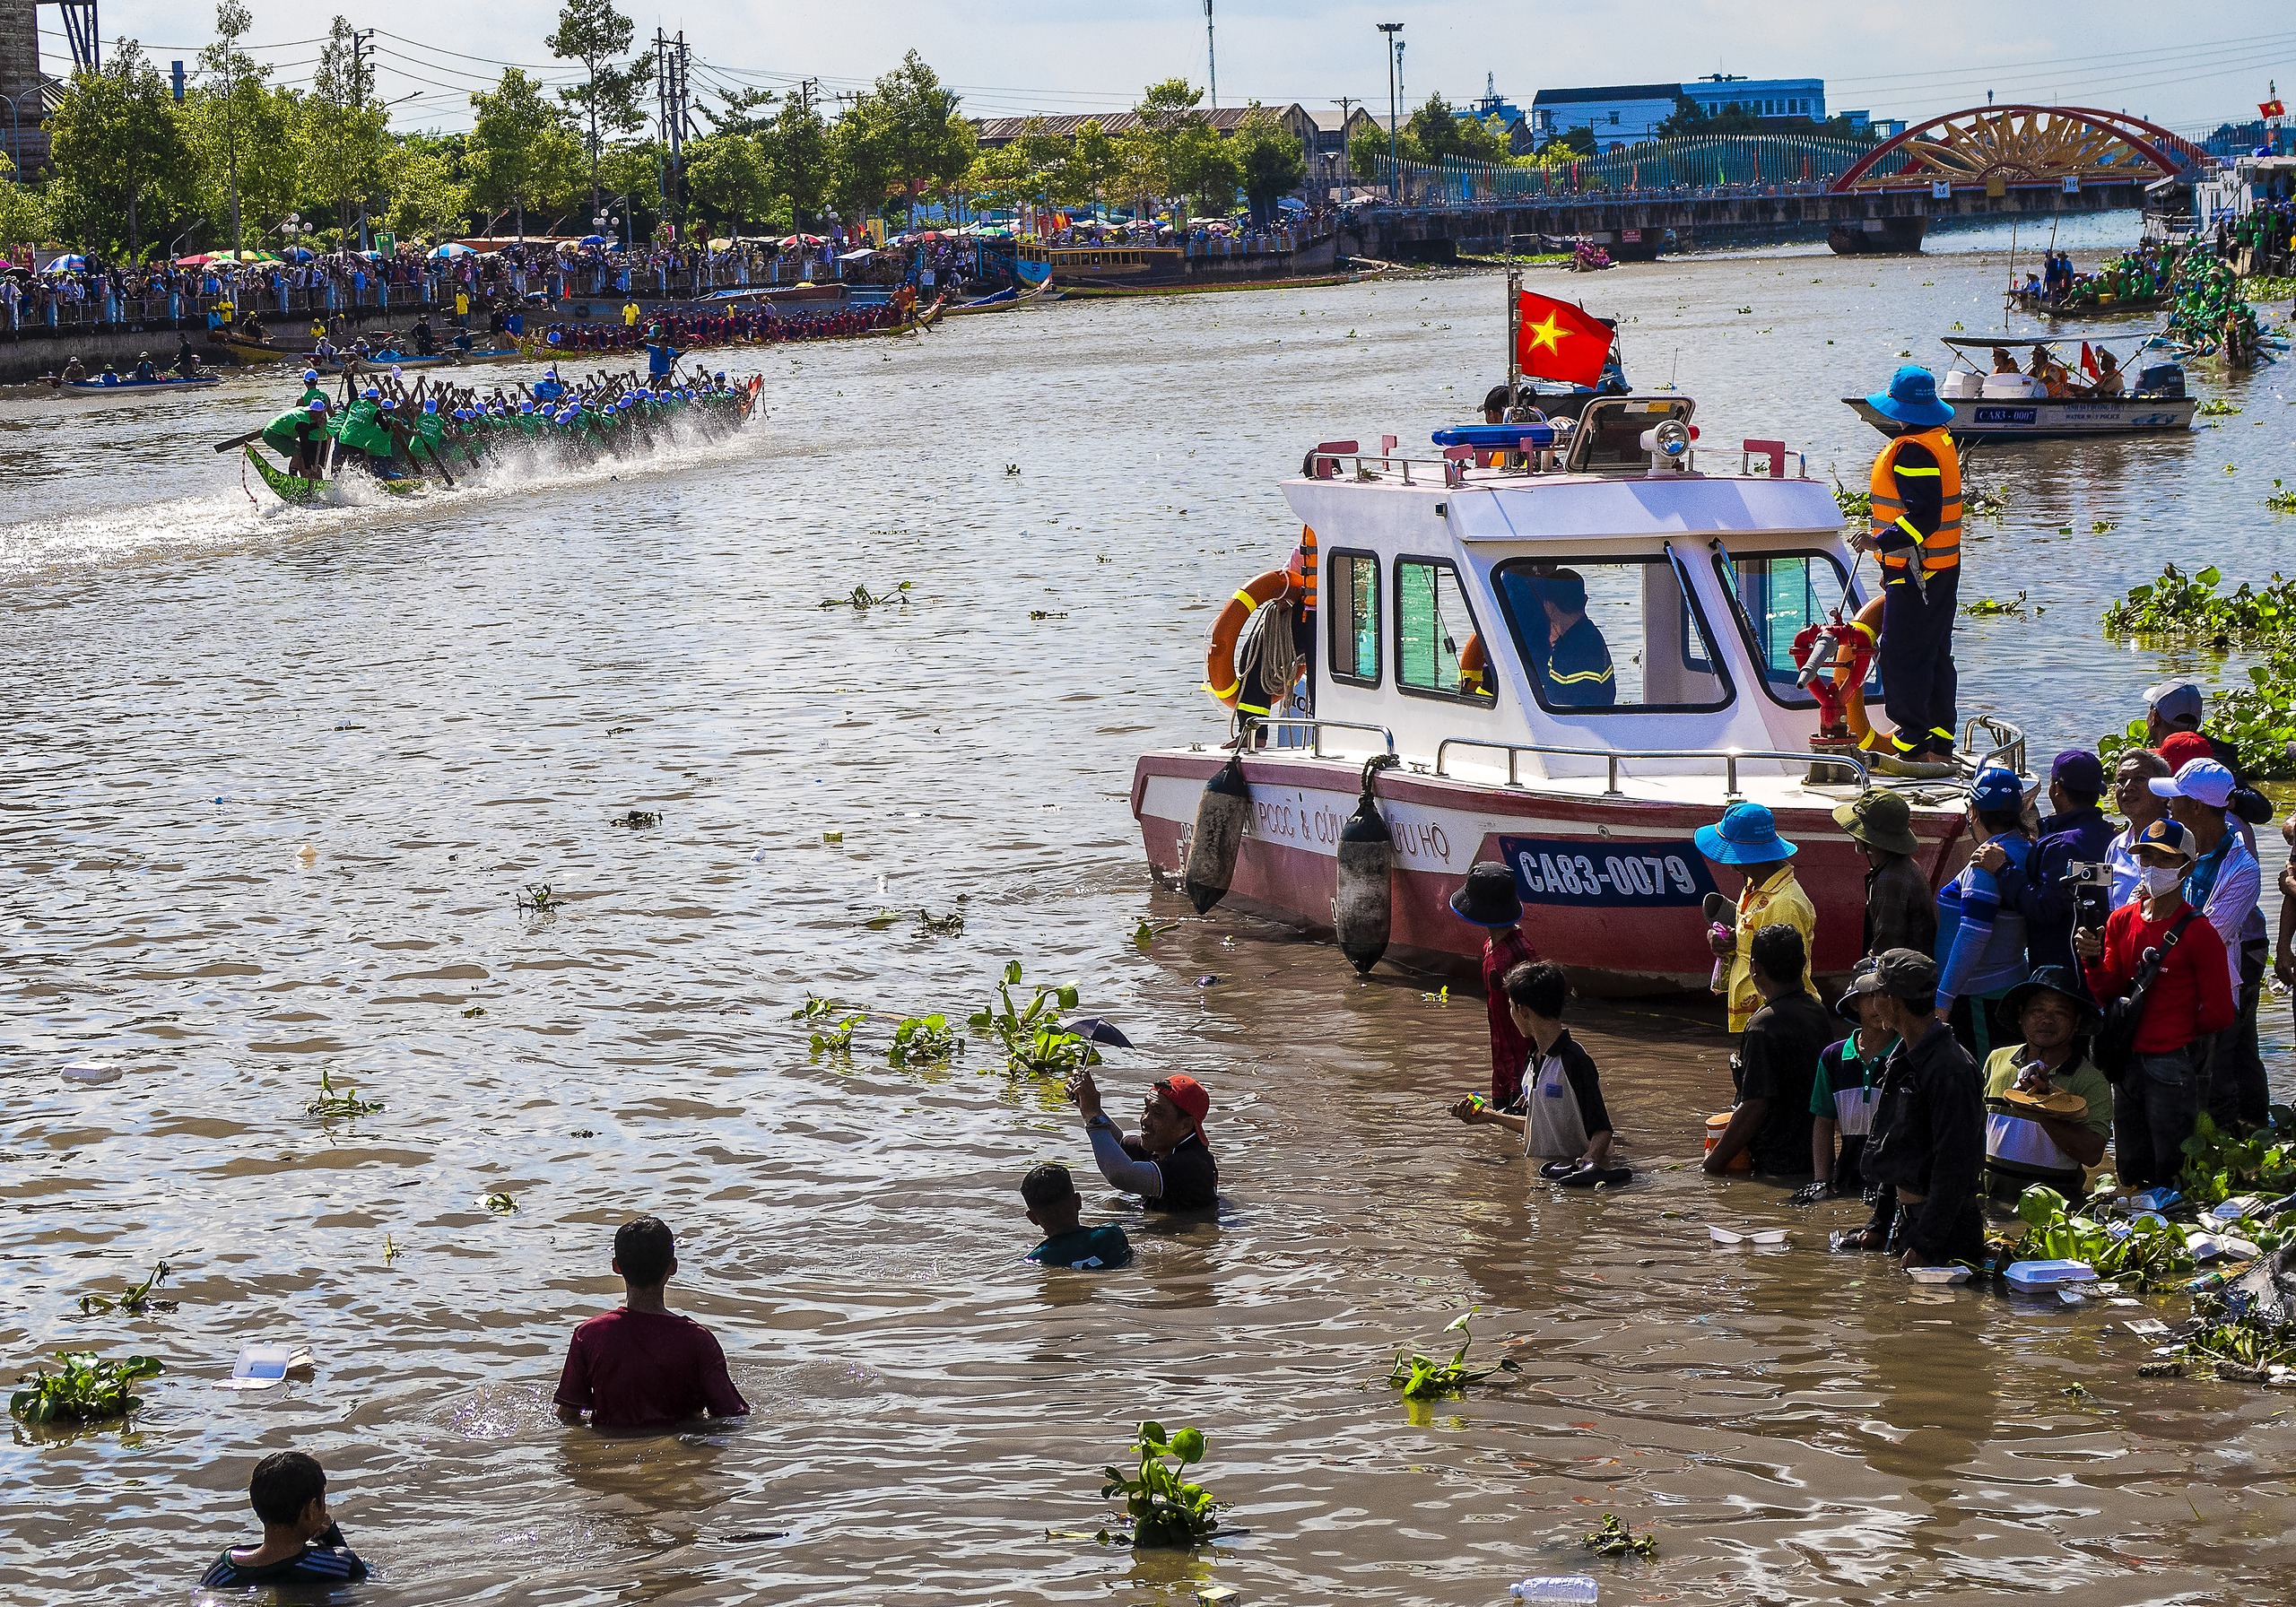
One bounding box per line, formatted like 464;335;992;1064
1066;1068;1219;1212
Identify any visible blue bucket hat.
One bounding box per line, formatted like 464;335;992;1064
1866;364;1955;429
1694;802;1796;865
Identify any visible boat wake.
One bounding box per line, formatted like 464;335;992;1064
0;410;762;583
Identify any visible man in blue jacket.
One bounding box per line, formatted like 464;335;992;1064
1974;749;2113;981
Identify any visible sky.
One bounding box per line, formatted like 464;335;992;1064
40;0;2296;140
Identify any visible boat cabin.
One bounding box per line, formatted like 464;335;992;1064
1278;396;1880;788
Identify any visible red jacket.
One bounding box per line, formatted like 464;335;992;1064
2081;898;2235;1053
1482;925;1539;1106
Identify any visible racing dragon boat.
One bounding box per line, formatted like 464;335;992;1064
1134;400;2031;995
238;374;762;507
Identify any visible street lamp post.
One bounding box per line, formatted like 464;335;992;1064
1378;23;1403;203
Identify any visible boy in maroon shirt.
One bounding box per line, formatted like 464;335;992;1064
554;1217;750;1433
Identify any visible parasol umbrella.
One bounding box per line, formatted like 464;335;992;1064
707;237;735;251
43;255;87;273
578;233;610;246
429;242;474;259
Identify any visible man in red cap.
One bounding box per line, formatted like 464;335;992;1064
1065;1067;1219;1212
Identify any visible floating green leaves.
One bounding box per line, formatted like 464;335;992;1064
2197;398;2241;417
1963;592;2030;617
517;882;561;916
1582;1513;1658;1559
307;1070;383;1119
794;995;864;1056
968;962;1090;1078
888;1013;962;1068
1131;917;1178;951
821;581;912;611
1100;1420;1222;1551
2100;562;2296;644
77;1262;175;1317
608;810;661;830
1388;1307;1513;1399
483;1192;517;1214
10;1352;162;1424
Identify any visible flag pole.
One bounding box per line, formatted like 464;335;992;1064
1505;265;1519;413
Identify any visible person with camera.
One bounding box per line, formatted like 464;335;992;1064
2152;755;2266;1131
2075;818;2236;1189
1971;750;2114;979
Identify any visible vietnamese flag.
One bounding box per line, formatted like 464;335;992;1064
1516;291;1613;387
2262;98;2286;118
2080;341;2100;378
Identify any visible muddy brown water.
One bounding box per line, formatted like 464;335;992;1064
4;215;2295;1604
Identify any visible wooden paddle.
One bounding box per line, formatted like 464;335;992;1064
213;427;267;453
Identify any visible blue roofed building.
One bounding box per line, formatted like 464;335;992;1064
1678;74;1826;123
1529;83;1681;151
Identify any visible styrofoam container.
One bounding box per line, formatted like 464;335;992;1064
1907;1265;1970;1284
2005;1259;2098;1290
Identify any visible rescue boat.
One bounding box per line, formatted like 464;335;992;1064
1131;398;2031;995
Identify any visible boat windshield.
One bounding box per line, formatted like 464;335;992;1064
1492;555;1732;713
1707;549;1876;708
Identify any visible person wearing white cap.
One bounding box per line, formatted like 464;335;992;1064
2152;757;2266;1128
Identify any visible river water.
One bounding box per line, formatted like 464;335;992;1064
4;213;2295;1605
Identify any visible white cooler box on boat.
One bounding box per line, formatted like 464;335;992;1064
1981;374;2044;399
1940;370;1983;399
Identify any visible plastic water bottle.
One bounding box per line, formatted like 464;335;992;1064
1509;1580;1597;1604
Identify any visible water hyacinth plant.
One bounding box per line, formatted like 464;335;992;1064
888;1013;962;1068
969;962;1092;1078
1582;1513;1658;1559
794;995;865;1056
77;1262;175;1317
11;1352;163;1424
1100;1420;1222;1550
307;1070;383;1119
1387;1307;1513;1399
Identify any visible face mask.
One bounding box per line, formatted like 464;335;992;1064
2140;864;2184;899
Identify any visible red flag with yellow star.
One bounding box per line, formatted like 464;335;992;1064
1515;291;1613;387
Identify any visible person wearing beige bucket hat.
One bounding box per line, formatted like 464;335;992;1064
1832;788;1936;960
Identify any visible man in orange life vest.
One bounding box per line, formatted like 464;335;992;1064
1848;367;1963;765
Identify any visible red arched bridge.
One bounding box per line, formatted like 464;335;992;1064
1830;104;2207;195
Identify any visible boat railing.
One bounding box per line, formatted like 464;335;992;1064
1432;739;1870;797
1239;717;1396;757
1962;714;2028;777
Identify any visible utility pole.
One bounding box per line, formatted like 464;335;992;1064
1378;22;1402;203
352;27;375;250
654;30;692;238
1205;0;1215;110
1335;96;1353;197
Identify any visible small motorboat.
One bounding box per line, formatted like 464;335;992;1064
1845;335;2196;443
1131;396;2030;994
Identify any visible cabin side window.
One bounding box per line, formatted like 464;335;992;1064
1394;558;1497;706
1493;556;1734;714
1326;550;1380;687
1709;550;1880;708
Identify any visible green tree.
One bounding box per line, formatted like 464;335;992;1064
684;132;772;235
1538;124;1596;157
827;99;893;223
770;92;830;230
1231;104;1305;225
467;68;582;238
969;139;1036;221
1167;120;1239;220
42;40;190;257
1065;117;1117;213
303;16;389;243
179;80;300;250
545;0;655;216
856;50;975;219
378;135;468;241
196;0;260;259
1124;78;1211;222
1405;94;1469;162
0;152;51;249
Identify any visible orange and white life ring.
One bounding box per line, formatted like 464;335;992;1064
1204;569;1296;708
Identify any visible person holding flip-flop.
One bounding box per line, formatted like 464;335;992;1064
1449;961;1628;1189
